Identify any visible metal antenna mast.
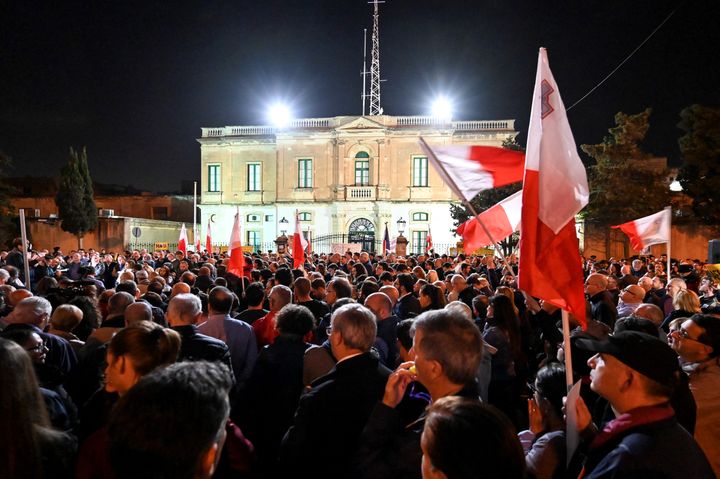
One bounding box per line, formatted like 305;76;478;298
361;28;368;116
368;0;384;116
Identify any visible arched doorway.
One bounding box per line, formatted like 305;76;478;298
348;218;375;252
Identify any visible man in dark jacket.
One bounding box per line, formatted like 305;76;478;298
570;331;714;478
356;309;483;479
280;303;390;478
585;274;618;329
393;273;421;320
167;293;234;377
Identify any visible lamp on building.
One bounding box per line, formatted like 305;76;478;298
279;217;289;236
395;217;408;257
396;217;407;236
276;217;290;254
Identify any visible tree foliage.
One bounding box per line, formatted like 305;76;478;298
449;136;523;255
581;109;671;226
56;147;98;245
677;104;720;224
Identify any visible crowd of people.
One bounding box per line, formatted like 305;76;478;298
0;237;718;478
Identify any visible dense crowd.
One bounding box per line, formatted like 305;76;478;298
1;236;718;479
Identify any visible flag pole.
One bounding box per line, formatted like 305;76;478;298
419;137;508;263
561;310;575;389
666;206;672;278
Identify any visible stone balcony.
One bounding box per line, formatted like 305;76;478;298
345;186;376;201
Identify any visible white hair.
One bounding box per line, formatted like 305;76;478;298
13;296;52;326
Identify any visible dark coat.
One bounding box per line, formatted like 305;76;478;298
280;352;390;479
171;324;234;377
394;294;421;320
582;415;713;479
355;382;479;479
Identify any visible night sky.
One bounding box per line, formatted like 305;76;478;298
2;0;718;193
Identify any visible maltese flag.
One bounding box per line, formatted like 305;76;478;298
457;190;522;252
613;208;671;251
518;48;589;328
178;223;188;256
420;143;525;201
293;211;309;269
228;212;244;277
205;219;213;255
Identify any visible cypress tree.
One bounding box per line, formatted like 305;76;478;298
56;147;98;249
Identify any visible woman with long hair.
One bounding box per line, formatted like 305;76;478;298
76;322;181;478
484;294;522;425
419;283;446;312
0;338;76;479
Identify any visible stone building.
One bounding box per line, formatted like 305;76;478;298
198;115;517;254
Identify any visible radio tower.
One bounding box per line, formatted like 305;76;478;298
369;0;383;116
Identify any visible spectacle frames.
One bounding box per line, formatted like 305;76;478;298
670;328;707;345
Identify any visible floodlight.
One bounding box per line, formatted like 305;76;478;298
430;96;453;121
268;103;292;128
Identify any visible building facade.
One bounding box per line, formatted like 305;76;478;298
198;115;517;254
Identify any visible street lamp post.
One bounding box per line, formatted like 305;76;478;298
275;216;289;254
396;217;408;257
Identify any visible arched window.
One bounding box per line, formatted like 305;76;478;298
355;151;370;185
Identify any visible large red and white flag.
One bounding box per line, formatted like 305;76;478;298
228;212;244;277
419;142;525;201
518;48;589;327
178;223;188;256
194;228;201;253
457;190;522;252
612;208;671;251
293;211;308;269
205;219;213;255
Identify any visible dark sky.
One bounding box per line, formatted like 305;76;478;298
2;1;718;193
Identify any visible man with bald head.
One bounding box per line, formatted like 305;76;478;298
124;301;153;325
379;285;399;308
617;284;646;317
585;273;618;329
365;292;400;367
170;282;191;298
199;286;257;388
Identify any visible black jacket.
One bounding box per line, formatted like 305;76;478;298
280;352;391;478
355;382;480;479
171;325;234;377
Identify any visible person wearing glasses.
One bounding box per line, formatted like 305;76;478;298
570;331;713;479
616;284;645;318
280;303;391;479
669;314;720;478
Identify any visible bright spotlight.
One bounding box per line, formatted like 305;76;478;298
669;179;683;192
430;96;453;121
268;103;292;128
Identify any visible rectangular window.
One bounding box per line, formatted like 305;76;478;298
152;207;168;220
412;230;428;254
247;231;260;250
208;164;221;192
355;160;370;186
412;156;428;187
298;159;313;188
247;163;261;191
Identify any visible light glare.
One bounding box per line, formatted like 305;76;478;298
430;96;453;121
268;103;292;128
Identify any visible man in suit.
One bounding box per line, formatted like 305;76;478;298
280;303;391;478
394;273;421;320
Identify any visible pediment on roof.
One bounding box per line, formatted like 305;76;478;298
335;116;386;131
